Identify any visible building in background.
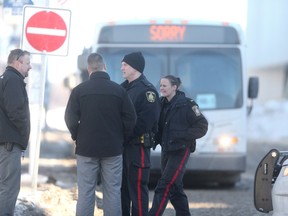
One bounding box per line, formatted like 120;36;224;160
247;0;288;103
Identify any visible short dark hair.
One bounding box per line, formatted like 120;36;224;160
7;49;30;64
87;53;105;71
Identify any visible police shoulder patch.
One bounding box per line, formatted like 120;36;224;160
146;91;156;103
192;105;201;116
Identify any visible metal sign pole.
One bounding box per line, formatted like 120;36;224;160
28;55;47;194
22;5;70;195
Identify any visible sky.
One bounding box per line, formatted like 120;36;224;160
70;0;248;50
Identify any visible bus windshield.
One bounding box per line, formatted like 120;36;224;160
98;47;243;110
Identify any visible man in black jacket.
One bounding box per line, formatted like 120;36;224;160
0;49;32;215
65;53;136;216
121;51;161;216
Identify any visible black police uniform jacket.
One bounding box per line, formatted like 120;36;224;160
121;74;160;167
158;91;208;152
64;71;137;158
0;66;30;150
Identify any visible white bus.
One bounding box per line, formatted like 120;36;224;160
77;20;258;186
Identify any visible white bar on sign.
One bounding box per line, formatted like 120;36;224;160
27;27;66;36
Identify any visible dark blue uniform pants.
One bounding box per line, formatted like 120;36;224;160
149;148;191;216
122;145;150;216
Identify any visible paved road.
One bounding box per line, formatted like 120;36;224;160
20;130;287;216
149;140;288;216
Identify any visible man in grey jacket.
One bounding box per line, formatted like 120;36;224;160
65;53;136;216
0;49;32;215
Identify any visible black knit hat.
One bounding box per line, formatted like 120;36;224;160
122;52;145;73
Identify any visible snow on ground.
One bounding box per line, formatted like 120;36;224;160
247;100;288;143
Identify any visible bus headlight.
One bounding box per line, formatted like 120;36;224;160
216;134;239;149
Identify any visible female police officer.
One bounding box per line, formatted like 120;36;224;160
149;75;208;216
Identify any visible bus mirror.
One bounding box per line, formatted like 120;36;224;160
77;47;93;72
63;73;78;90
248;76;259;99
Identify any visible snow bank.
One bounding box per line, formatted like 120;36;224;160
247;100;288;143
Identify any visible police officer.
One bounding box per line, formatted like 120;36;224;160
149;75;208;216
120;52;160;216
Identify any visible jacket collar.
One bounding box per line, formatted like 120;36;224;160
5;66;25;79
161;90;186;104
122;74;145;88
89;71;110;80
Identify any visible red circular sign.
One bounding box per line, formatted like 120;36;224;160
25;11;67;52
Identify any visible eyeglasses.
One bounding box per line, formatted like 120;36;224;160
16;50;24;61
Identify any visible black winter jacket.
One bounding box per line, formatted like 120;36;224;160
121;74;160;142
64;71;136;157
0;66;30;150
158;91;208;152
121;74;160;168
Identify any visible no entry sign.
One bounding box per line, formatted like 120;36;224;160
22;6;71;56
